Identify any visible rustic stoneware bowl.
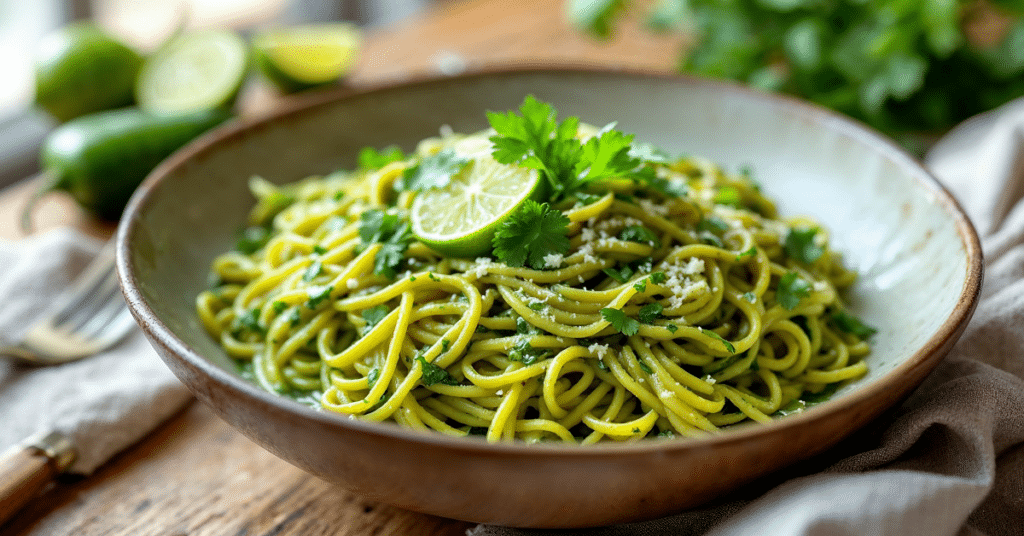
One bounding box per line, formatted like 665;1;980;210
116;68;982;528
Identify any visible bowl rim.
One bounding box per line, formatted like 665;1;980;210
116;64;983;457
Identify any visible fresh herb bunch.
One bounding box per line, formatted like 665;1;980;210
570;0;1024;136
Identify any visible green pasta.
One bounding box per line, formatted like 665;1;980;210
197;106;873;444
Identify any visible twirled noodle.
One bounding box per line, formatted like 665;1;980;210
197;128;871;444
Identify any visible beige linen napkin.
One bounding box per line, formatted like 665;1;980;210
471;100;1024;536
0;228;192;474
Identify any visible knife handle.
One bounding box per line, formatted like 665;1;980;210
0;432;75;528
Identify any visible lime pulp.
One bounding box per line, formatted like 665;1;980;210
253;23;360;93
135;30;249;115
411;140;541;258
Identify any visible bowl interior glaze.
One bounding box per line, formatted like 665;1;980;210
117;68;981;528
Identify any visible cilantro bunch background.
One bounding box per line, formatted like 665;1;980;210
571;0;1024;140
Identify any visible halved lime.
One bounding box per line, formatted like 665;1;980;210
411;154;541;258
253;23;360;93
136;30;249;115
34;22;143;122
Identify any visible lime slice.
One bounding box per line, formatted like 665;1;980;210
136;30;249;115
411;154;541;258
34;22;143;122
253;23;360;93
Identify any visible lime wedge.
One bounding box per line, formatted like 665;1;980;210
136;30;249;115
411;151;541;258
253;23;360;93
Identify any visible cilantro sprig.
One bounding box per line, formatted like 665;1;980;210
359;209;413;278
487;95;652;203
491;200;571;269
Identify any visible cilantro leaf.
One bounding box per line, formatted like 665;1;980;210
361;305;389;334
235;308;264;335
415;354;460;386
703;330;736;353
601;307;640;336
359;145;405;170
736;247;757;261
236;225;271;254
576;128;642;184
302;259;323;282
359;209;412;278
785;227;824;264
830;309;878;339
638;303;664;324
508;339;550;365
777;272;811;310
306;285;333;310
492;200;571;269
399;148;469;191
697;217;729;234
647;177;689;198
603;264;634;283
366;366;381;388
650;271;667;284
619;225;661;247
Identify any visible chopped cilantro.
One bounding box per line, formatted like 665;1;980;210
235;308;264;335
633;279;647;292
647;177;689;198
288;308;302;327
516;315;539;335
735;247;757;261
575;193;603;206
492;200;571;269
359;209;412;279
415;354;459;386
302;259;323;282
697;217;729;234
603;264;634;283
306;285;333;309
428;273;441;282
361;305;389;334
399;148;469;191
830;309;878;339
638;303;664;324
601;307;640;336
650;272;667;284
366;367;381;388
508;339;549;365
785;228;824;264
358;145;405;170
632;427;641;433
666;324;679;333
619;225;661;247
777;272;811;310
272;300;288;314
236;225;271;254
704;330;736;353
638;360;654;374
441;339;450;352
527;301;547;311
313;245;328;255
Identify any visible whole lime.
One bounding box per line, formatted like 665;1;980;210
34;22;143;123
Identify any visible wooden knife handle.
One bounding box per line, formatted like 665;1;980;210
0;432;75;528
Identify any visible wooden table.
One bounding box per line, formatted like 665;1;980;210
0;2;682;534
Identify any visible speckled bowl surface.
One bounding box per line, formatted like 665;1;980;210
116;68;982;528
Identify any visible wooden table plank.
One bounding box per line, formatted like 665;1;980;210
0;1;681;534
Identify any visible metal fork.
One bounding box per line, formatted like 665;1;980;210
0;239;136;365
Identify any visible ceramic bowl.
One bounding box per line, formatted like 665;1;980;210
116;68;982;528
